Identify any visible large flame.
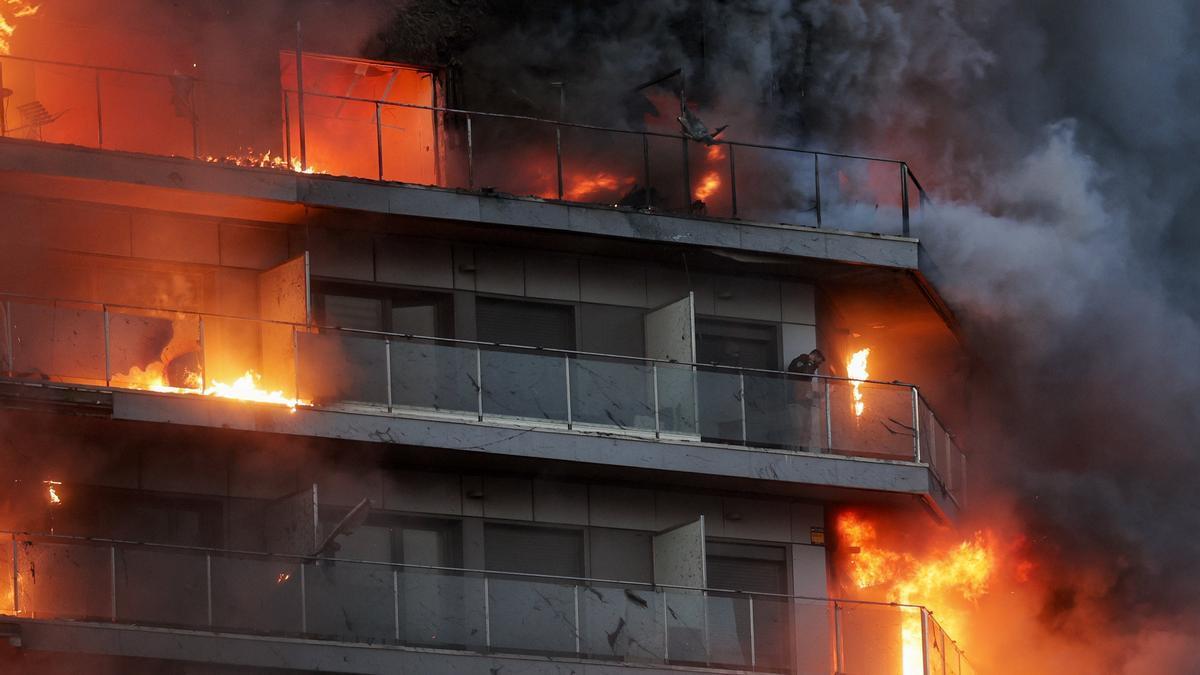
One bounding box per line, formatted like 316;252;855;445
838;511;996;675
847;347;870;417
694;170;721;201
113;364;305;410
0;0;39;55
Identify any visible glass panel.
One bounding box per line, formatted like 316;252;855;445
480;348;567;422
753;594;793;670
578;581;664;662
663;588;708;665
209;554;302;634
98;70;194;158
655;362;698;436
469;116;556;199
3;59;101;149
0;537;12;616
828;380;916;460
743;371;795;450
733;146;820;227
397;568;482;650
818;155;906;236
559;127;642;206
696;368;744;444
569;355;654;431
115;547;207;627
707;591;752;668
299;93;379;180
389;339;478;415
839;602;913;675
9;302;105;385
108;309;202;391
297;330;388;407
487;576;577;654
792;598;836;674
16;541;111;620
305;559;395;642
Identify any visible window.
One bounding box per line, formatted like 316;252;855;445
314;282;453;336
476;297;575;350
697;318;780;370
484;523;583;577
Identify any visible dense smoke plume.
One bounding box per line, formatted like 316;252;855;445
372;0;1200;672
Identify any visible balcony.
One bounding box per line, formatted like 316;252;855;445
0;52;927;237
0;532;975;674
0;295;967;512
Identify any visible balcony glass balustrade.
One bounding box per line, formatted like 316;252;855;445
0;532;974;674
0;295;967;507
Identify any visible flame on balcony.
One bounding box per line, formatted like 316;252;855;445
113;364;306;411
838;511;996;675
43;480;61;505
847;347;870;417
0;0;39;55
205;148;320;175
562;170;635;202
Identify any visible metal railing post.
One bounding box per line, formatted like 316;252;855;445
555;125;564;200
739;371;748;444
109;545;117;621
833;601;845;674
102;306;111;387
912;386;922;463
205;553;213;626
4;300;12;376
702;589;711;665
282;90;292;162
573;584;581;655
748;594;756;668
662;589;670;661
652;362;661;439
813;154;822;228
375;101;384;180
94;70;104;148
728;144;738;218
299;563;307;634
483;575;491;649
10;534;17;615
292;326;300;401
384;337;393;412
465;114;474;190
199;317;207;393
642;133;652;209
921;608;932;675
475;346;484;421
901;163;911;237
190;77;200;160
681;138;691;210
295;21;307;171
564;353;573;429
824;379;833;451
393;568;401;641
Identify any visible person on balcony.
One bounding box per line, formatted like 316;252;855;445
786;349;826;451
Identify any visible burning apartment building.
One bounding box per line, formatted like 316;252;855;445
0;1;988;673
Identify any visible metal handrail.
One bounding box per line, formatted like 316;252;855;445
2;529;925;610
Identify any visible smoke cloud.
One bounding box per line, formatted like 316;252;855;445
371;0;1200;671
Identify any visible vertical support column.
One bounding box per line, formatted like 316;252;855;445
748;594;756;668
652;362;661;439
912;386;922;463
282;90;292;161
824;378;833;451
901;163;911;237
555;125;564;200
102;306;111;387
465;114;475;190
564;353;573;430
94;70;104;148
384;337;393;413
642;134;652;209
573;584;581;655
205;553;213;627
199;317;207;393
813;154;823;228
4;300;12;376
728;144;738;218
109;545;117;621
393;568;401;642
483;575;492;650
299;563;308;634
739;370;748;445
375;101;384;181
295;21;308;171
10;534;18;615
921;608;932;675
475;346;484;421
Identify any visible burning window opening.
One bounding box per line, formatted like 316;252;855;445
837;511;996;675
0;0;39;55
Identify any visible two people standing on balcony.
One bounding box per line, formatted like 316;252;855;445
786;349;826;451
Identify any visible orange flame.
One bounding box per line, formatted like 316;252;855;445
113;364;306;411
563;171;634;201
694;170;721;201
838;511;996;674
0;0;40;55
205;148;320;174
705;144;726;161
44;480;61;505
847;347;870;417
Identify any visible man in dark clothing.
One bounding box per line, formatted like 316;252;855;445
786;349;826;451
